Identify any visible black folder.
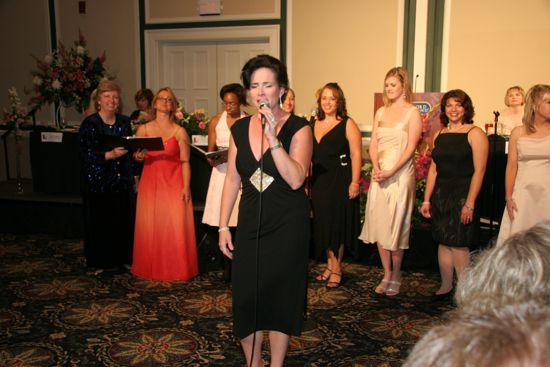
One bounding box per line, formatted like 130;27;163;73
190;145;228;160
99;135;164;151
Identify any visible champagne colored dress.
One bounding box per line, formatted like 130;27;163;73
202;111;244;227
359;107;416;250
132;131;198;281
497;134;550;245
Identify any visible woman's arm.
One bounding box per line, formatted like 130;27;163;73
504;126;520;220
368;107;383;173
269;124;313;190
207;113;221;152
376;107;422;182
176;126;192;202
420;131;440;218
461;127;489;224
218;135;241;259
346;117;363;199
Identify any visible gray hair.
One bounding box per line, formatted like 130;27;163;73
455;220;550;310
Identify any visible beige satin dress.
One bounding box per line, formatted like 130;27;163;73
496;134;550;245
359;107;416;250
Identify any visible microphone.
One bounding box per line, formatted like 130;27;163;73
414;74;420;93
259;99;269;128
493;111;500;122
309;108;318;124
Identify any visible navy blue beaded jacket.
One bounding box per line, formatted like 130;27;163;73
79;113;136;193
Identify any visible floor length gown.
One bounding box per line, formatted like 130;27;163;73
79;113;135;269
202;111;244;227
359;107;416;250
231;115;310;338
132;135;198;281
496;134;550;245
430;130;479;247
311;117;360;259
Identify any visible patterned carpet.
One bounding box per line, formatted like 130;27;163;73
0;234;454;366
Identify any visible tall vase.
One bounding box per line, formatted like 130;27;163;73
55;103;69;129
14;122;24;194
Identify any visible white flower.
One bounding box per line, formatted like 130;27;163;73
33;76;43;86
51;79;62;90
44;54;53;64
76;45;85;55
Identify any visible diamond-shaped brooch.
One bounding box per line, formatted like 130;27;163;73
249;167;274;192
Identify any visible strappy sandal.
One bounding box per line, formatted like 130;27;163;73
316;268;332;282
374;279;390;294
326;272;342;288
386;280;401;296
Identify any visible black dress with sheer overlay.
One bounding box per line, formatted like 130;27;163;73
230;115;310;338
431;131;480;248
311;117;360;259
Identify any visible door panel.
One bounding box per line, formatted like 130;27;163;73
161;43;217;113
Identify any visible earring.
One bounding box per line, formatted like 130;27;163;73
279;94;283;108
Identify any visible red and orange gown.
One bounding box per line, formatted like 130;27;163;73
131;136;198;281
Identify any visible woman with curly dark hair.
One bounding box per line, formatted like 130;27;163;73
420;89;488;301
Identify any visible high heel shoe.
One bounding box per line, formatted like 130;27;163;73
374;279;390;294
316;267;332;282
431;290;453;302
326;272;342;288
385;280;401;296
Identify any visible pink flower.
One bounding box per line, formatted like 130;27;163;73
198;122;206;129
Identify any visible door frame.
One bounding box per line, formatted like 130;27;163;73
144;25;280;93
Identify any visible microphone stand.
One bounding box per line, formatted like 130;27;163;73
249;113;266;367
489;111;500;235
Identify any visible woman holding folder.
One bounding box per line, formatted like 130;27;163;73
131;87;198;281
79;80;135;273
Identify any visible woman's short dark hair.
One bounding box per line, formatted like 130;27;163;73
316;82;348;121
440;89;475;126
240;54;289;90
219;83;248;106
134;88;154;106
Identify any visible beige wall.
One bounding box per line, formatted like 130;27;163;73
1;0;549;130
290;0;400;129
446;0;550;127
0;0;51;123
56;0;139;122
148;0;277;19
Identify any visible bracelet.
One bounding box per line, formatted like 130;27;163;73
218;226;230;232
269;140;282;151
421;202;431;205
350;182;360;186
464;204;474;212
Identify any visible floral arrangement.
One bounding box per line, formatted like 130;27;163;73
1;87;29;129
176;108;209;136
29;31;107;113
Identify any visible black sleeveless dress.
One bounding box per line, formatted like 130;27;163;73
431;131;479;248
311;117;360;259
230;115;310;338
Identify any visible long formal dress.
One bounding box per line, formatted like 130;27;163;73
430;129;479;247
131;131;198;281
231;115;310;338
311;117;360;259
202;111;244;227
496;134;550;245
359;107;416;250
79;112;135;269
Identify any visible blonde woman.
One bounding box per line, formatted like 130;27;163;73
131;87;198;281
496;84;550;245
359;67;422;296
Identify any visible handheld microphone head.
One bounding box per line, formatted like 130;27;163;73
259;99;270;109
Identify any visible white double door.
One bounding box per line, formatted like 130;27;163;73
159;41;270;116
